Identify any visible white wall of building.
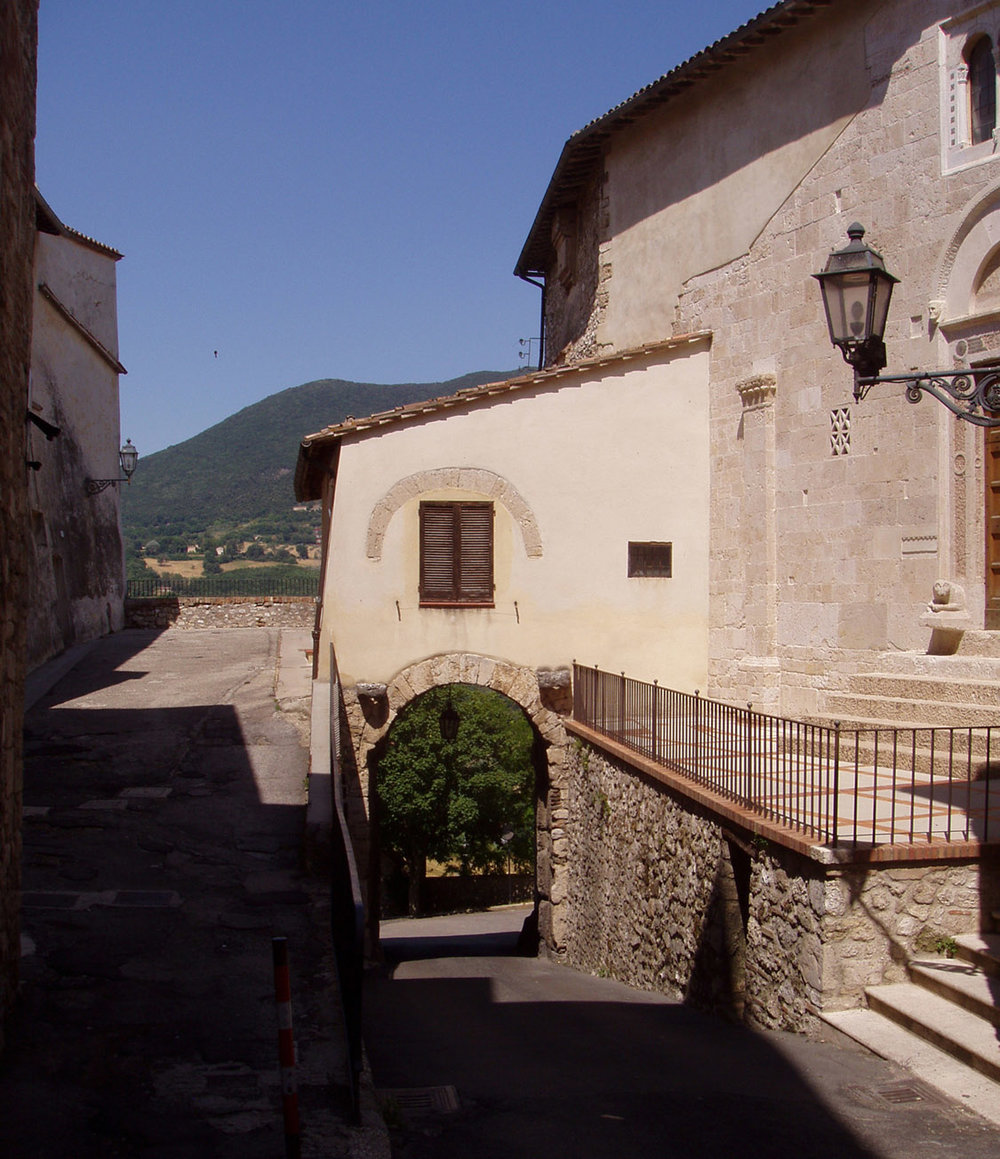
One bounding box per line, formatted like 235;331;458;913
320;342;711;692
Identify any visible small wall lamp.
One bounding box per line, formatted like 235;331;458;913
86;439;139;495
439;697;460;742
815;223;1000;427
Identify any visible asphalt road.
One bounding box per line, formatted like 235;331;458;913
365;907;1000;1159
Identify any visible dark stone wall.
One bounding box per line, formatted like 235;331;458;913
0;0;39;1054
541;167;606;366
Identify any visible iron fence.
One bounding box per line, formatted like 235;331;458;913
126;573;319;599
329;664;365;1121
572;664;997;848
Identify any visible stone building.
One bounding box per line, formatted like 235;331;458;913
26;191;127;671
515;0;1000;717
0;0;39;1055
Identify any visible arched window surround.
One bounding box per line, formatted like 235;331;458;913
967;35;997;147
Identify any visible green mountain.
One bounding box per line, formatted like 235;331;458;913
122;372;512;547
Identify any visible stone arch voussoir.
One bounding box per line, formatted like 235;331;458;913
366;467;543;561
346;652;571;955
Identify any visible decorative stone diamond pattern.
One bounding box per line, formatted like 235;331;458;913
830;407;850;456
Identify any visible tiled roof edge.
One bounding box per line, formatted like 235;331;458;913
300;332;712;447
514;0;832;278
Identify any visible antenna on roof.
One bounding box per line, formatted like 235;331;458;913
518;337;540;372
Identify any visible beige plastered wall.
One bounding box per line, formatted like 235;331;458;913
26;230;125;669
318;343;711;694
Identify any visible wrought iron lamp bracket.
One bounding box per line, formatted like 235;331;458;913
853;368;1000;427
85;476;127;495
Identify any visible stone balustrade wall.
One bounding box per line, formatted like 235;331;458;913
564;741;995;1031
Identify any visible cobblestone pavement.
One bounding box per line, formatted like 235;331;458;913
0;628;374;1158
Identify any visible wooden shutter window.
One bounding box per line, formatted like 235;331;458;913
419;501;494;605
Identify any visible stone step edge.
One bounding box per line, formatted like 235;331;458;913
811;712;1000;733
823;696;1000;722
829;686;1000;704
850;671;1000;688
955;932;1000;977
865;982;1000;1083
820;1008;1000;1128
909;959;1000;1026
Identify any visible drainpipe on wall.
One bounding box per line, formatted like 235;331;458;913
517;273;545;371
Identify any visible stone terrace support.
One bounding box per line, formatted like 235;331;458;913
564;738;997;1031
125;596;316;631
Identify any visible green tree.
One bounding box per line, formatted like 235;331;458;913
126;555;156;581
377;685;535;915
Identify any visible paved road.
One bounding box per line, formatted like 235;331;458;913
365;907;1000;1159
0;628;361;1158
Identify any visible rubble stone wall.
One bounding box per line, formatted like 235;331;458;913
564;740;995;1031
0;0;39;1054
125;596;316;630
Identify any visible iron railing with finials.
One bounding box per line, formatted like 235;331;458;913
572;664;997;848
126;573;319;598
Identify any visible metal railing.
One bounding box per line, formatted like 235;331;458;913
572;664;997;848
126;573;319;598
328;666;365;1120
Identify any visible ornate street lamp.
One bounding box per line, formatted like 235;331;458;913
815;224;1000;426
439;697;459;742
86;438;139;495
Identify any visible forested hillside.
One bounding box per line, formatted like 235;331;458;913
122;372;510;552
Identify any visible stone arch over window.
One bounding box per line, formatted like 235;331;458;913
967;35;997;146
933;183;1000;324
365;466;543;561
345;652;572;955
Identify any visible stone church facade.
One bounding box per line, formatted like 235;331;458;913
517;0;1000;718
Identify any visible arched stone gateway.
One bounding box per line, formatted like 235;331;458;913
341;652;573;957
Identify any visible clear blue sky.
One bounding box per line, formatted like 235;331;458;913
37;0;768;455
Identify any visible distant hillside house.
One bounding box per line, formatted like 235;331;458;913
26;191;127;670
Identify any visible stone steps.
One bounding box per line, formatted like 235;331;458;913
846;672;1000;708
824;692;1000;729
821;932;1000;1127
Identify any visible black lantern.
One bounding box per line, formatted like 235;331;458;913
813;223;898;388
439;698;459;742
85;438;140;495
815;222;1000;426
119;438;139;481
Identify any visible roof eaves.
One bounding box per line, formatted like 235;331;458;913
300;331;712;449
33;188;123;260
514;0;832;278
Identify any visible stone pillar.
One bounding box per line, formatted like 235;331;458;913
735;375;779;710
0;0;39;1055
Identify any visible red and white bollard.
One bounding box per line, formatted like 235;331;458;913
272;937;301;1159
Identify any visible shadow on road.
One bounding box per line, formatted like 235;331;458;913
365;910;997;1159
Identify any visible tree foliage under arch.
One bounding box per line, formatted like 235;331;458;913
377;684;535;914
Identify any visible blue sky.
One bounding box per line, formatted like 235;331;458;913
37;1;768;455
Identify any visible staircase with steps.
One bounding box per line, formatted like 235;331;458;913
821;636;1000;731
822;925;1000;1127
816;640;1000;1123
